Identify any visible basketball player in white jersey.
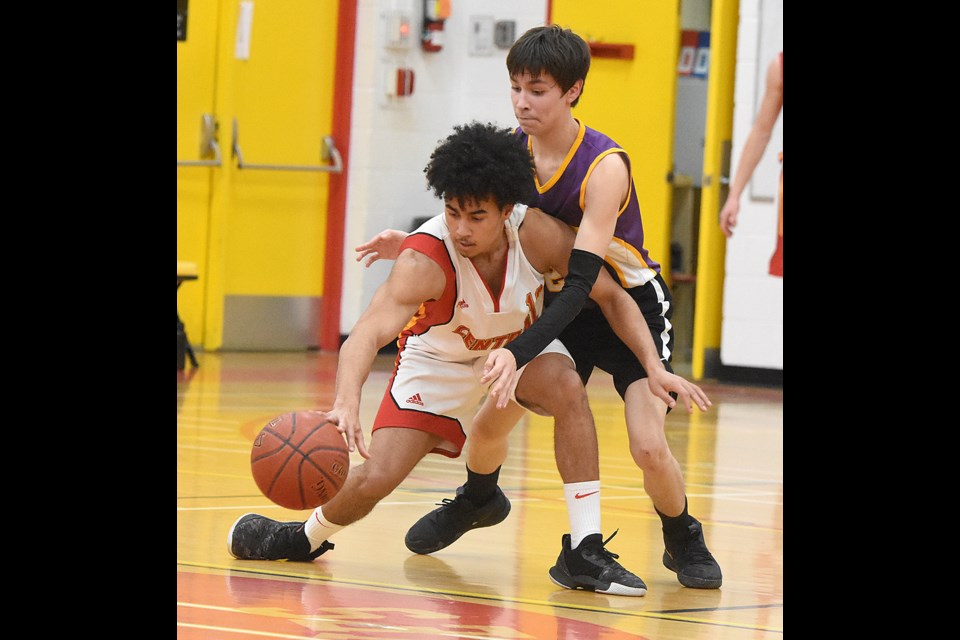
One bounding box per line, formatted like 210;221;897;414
227;122;702;595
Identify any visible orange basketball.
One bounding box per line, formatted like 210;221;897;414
250;411;350;510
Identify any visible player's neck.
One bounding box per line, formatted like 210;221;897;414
531;116;579;159
530;117;579;183
469;231;508;297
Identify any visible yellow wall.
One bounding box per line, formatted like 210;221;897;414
549;0;680;274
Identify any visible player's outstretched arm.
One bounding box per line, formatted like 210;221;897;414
590;273;710;413
330;250;444;456
576;154;710;412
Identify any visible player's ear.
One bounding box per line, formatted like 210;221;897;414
566;80;583;104
500;203;514;219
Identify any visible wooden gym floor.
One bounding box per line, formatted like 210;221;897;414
177;351;783;639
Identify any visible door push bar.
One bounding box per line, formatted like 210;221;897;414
231;118;343;173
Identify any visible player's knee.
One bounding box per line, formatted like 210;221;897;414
518;367;587;417
553;369;590;412
557;366;586;393
629;440;672;472
347;464;397;505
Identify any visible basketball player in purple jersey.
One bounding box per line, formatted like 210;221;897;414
360;26;722;592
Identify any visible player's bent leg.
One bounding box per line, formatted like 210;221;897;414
518;355;646;596
622;379;722;589
326;426;438;524
623;379;683;488
404;353;584;555
467;395;527;473
404;400;523;555
514;353;599;482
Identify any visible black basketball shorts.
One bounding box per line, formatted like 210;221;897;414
558;272;676;400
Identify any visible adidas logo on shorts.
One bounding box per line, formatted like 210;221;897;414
406;393;424;406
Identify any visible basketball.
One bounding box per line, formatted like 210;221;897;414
250;411;350;510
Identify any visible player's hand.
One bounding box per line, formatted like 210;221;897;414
481;349;519;410
320;406;370;459
355;230;409;267
719;198;740;238
647;368;712;414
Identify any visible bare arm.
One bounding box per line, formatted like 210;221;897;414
355;229;410;267
572;151;628;256
589;271;711;413
720;56;783;238
483;209;710;413
325;249;444;457
355;152;624;268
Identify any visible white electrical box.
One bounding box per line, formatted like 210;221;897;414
495;20;517;49
384;10;413;49
469;15;494;57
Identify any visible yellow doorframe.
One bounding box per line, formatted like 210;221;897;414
692;0;738;380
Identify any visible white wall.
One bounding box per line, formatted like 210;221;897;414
720;0;783;370
340;0;548;332
340;0;785;376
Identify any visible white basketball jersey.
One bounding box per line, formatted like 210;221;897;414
397;204;545;362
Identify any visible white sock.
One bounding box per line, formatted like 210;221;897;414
304;506;344;552
564;480;601;549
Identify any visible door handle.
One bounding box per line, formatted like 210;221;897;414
231;118;343;173
177;114;222;167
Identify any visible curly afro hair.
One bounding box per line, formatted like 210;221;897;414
424;121;535;211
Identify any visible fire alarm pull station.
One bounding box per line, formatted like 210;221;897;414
385;68;415;99
396;68;414;97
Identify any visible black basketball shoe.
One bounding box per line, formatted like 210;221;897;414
548;531;647;597
404;485;511;554
662;516;723;589
227;513;334;561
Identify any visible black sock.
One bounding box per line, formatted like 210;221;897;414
656;497;691;536
463;465;501;505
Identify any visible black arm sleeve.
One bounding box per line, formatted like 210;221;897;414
505;248;605;369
